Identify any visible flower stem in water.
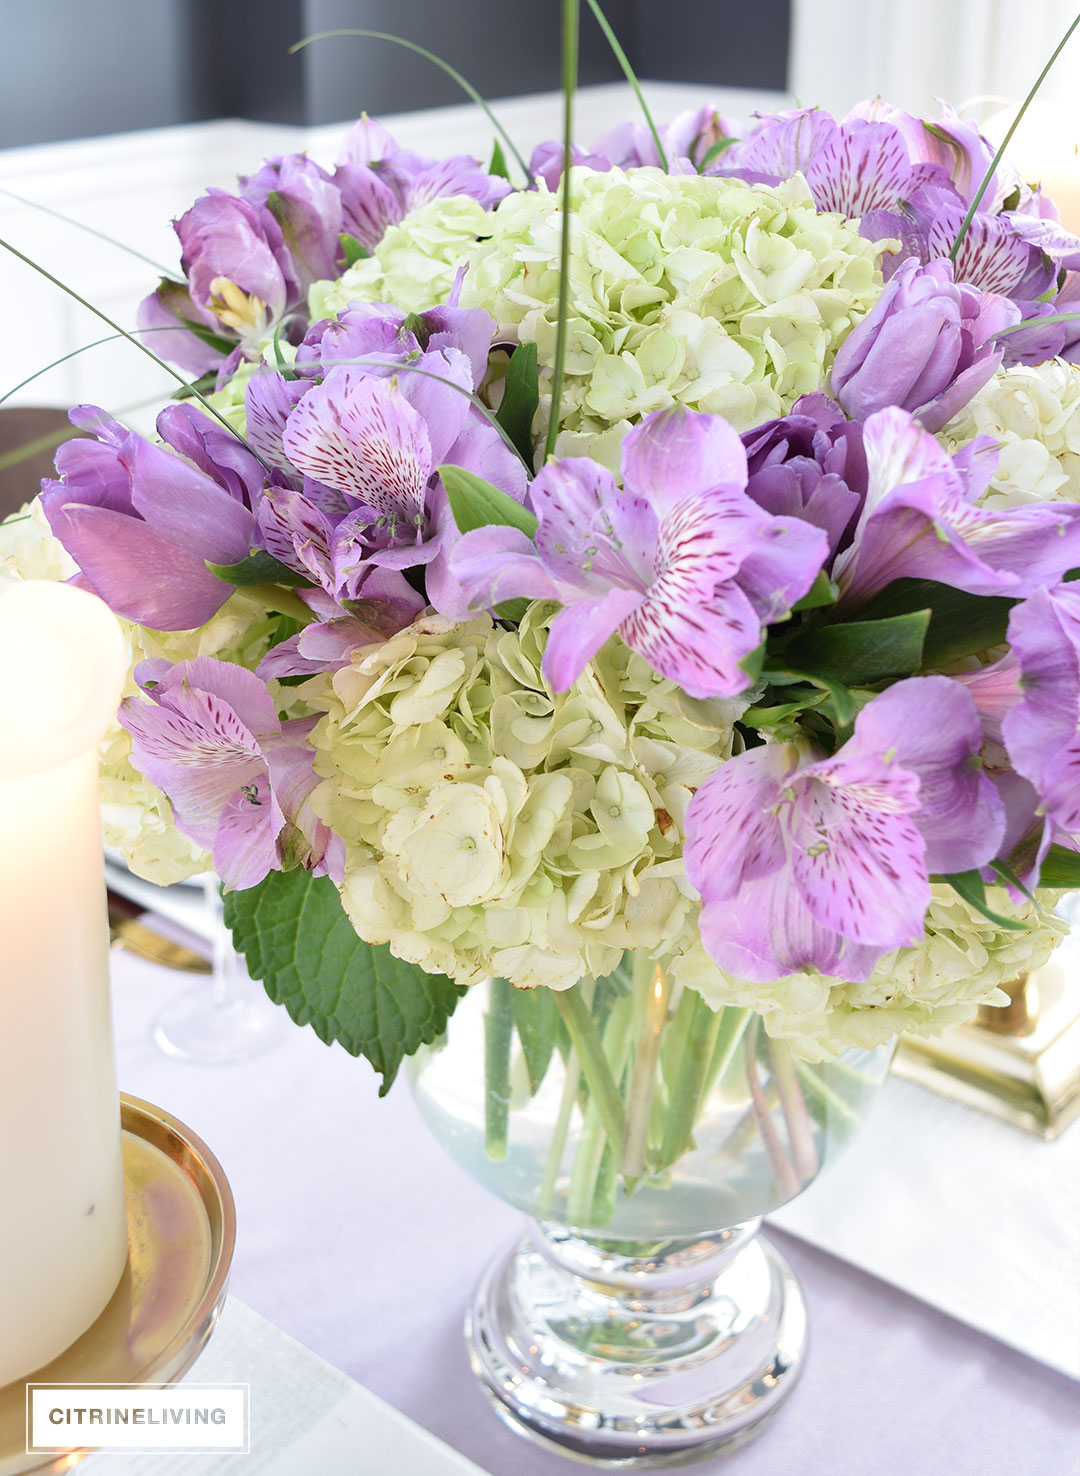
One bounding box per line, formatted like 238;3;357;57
620;957;670;1185
484;978;514;1160
657;991;723;1168
554;984;628;1151
745;1018;800;1200
769;1037;819;1183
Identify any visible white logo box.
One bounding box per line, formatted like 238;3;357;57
27;1384;249;1453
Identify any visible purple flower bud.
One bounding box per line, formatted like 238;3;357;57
831;259;1020;432
40;406;256;630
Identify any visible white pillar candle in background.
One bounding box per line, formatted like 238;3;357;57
984;103;1080;234
0;579;128;1387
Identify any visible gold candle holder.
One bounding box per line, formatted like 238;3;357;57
0;1095;235;1476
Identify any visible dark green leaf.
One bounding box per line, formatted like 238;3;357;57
1035;843;1080;888
495;342;539;465
989;858;1036;905
740;689;825;728
338;232;370;266
495;597;529;623
857;579;1015;666
178;315;236;355
224;871;465;1094
739;638;767;682
206;549;315;588
942;870;1031;931
792;571;839;612
764;664;859;726
783;609;930;685
487;137;510;181
441;463;538;536
511;985;559;1093
170;370;217;402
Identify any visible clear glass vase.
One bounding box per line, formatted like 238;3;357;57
408;960;893;1469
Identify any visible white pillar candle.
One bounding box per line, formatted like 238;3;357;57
984;102;1080;234
0;579;129;1387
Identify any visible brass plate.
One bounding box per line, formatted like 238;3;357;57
0;1094;235;1475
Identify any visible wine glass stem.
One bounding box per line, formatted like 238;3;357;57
204;877;238;1011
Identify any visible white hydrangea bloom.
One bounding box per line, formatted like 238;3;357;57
306;606;745;991
673;886;1068;1059
942;358;1080;507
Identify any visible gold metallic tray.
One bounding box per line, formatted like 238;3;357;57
0;1094;235;1476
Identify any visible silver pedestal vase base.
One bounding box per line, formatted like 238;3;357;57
466;1218;807;1470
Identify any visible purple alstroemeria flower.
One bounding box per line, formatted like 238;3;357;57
719;109;952;217
334;117;510;252
451;406;828;698
238;153;344;296
253;488;426;677
831;258;1020;432
137;191;292;381
684;676;1004;983
120;657;343;889
833;407;1080;610
528;105;738;186
1001;583;1080;839
295;299;494;391
741;392;867;555
40;406;256;630
847;99;1000;207
257;344;525;618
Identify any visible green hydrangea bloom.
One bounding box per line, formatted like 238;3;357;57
673;887;1068;1059
309;195;493;320
308;167;889;468
304;605;745;990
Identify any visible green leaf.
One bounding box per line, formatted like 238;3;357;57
783;609;930;685
177;314;236;356
170;370;217;402
487;137;510;181
942;870;1031;931
440;463;538;536
511;985;559;1093
495;342;539;465
494;597;529;623
1035;843;1080;889
206;549;315;588
739;638;767;682
338;232;370;266
740;689;825;728
224;871;465;1094
858;579;1016;666
989;858;1036;905
696;135;738;171
792;570;839;612
762;664;859;726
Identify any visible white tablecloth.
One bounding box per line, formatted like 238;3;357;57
108;950;1080;1476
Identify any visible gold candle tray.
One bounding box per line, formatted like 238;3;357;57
0;1094;236;1475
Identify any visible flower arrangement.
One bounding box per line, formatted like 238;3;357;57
4;30;1079;1113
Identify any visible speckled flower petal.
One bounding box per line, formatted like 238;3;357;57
282;367;432;517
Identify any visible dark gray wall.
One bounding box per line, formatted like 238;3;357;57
0;0;790;149
0;0;190;147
